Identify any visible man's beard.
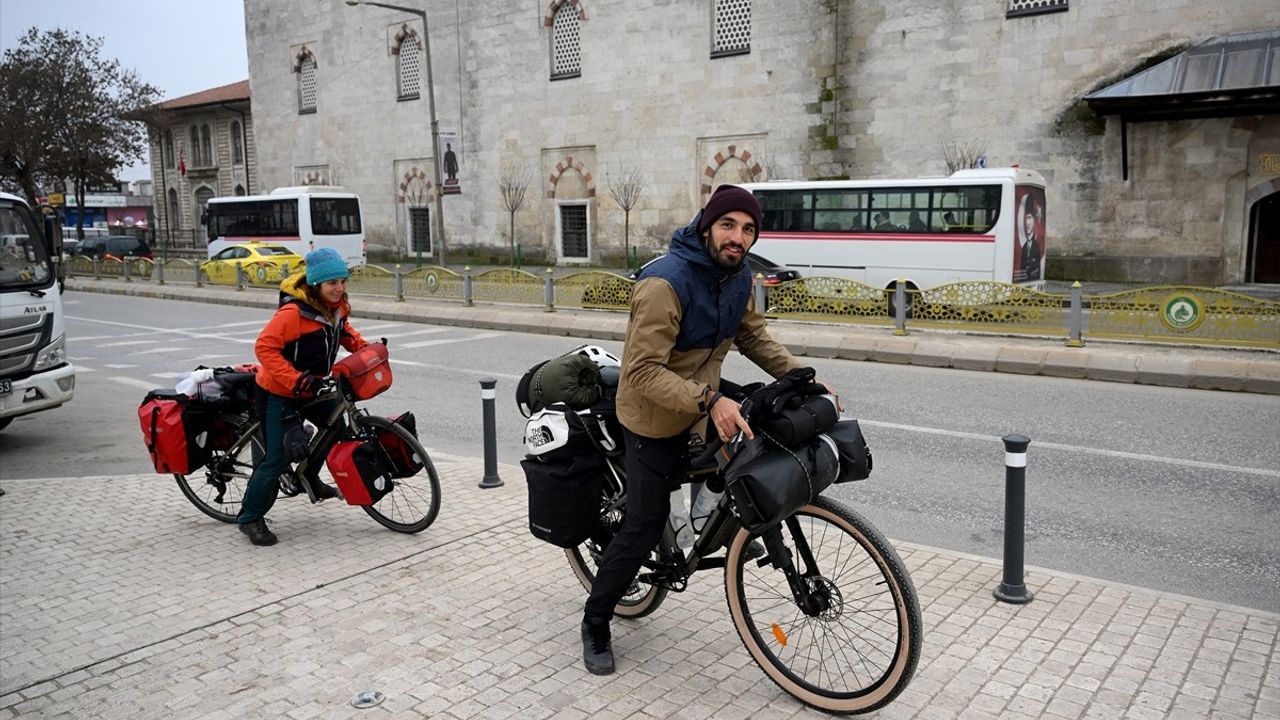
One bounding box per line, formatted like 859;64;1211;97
705;235;747;270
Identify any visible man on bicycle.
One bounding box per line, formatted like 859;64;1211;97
581;184;837;674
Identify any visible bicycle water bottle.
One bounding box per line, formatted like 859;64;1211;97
669;489;694;550
690;482;723;534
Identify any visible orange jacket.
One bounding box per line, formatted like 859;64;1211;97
255;274;367;397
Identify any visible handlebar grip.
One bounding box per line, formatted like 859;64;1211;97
690;434;726;467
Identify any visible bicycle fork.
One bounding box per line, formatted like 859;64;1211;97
762;516;831;618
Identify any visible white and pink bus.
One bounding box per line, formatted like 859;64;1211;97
204;186;366;267
742;167;1046;292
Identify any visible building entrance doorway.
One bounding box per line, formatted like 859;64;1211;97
1247;191;1279;284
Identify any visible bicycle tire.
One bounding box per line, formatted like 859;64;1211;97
354;415;441;534
565;502;668;619
724;495;921;715
174;416;260;523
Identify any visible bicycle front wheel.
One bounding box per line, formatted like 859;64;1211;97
354;415;441;533
724;495;921;715
174;417;260;523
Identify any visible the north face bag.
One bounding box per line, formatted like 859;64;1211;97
333;343;393;400
326;440;395;505
379;412;424;479
723;433;839;532
138;390;213;475
520;451;604;548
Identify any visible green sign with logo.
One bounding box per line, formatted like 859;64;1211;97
1160;293;1204;332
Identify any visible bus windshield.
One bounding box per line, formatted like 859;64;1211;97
0;200;53;291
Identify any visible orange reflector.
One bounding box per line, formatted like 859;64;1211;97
771;623;788;647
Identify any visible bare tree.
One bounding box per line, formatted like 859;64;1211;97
498;162;532;265
940;139;987;175
606;165;646;268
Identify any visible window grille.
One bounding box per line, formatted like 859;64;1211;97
551;6;581;80
231;121;243;165
409;206;431;253
712;0;751;58
398;39;421;99
560;204;588;258
299;56;318;113
1006;0;1068;18
163;130;175;168
189;126;199;164
200;124;212;167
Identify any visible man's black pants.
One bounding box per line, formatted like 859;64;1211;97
583;428;689;624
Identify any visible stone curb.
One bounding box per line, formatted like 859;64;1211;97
67;279;1279;395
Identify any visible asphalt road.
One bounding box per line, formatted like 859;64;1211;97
2;290;1277;612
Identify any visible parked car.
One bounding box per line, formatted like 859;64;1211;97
75;235;153;261
199;242;306;286
629;251;802;285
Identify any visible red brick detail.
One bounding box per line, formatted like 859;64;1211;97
727;144;737;156
714;152;725;165
582;172;592;183
740;150;752;163
704;166;716;178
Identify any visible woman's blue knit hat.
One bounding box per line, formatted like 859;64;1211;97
304;247;349;285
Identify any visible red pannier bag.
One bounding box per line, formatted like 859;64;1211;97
332;343;392;400
379;412;423;478
326;440;395;505
138;390;211;474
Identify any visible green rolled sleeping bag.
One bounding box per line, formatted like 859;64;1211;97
531;352;601;410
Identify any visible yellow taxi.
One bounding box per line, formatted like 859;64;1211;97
199;243;306;286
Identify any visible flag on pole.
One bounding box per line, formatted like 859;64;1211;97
178;147;187;176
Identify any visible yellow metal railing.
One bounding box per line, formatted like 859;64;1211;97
1084;286;1280;348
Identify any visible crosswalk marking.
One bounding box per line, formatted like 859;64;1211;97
387;327;451;338
109;376;163;391
96;340;160;348
401;332;504;349
102;364;137;369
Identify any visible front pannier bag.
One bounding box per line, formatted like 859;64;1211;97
520;452;604;548
326;440;395;505
723;433;840;532
333;343;393;400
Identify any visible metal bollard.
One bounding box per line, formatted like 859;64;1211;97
892;279;908;336
478;378;504;489
394;264;404;302
1065;281;1085;347
156;260;165;285
123;258;132;283
92;256;101;280
463;267;474;306
543;267;555;312
753;273;767;314
993;434;1034;604
195;262;203;287
235;263;246;291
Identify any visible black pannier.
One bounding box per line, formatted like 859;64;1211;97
521;452;605;548
828;419;873;483
722;433;840;533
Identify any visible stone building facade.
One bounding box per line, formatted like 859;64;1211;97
244;0;1278;283
143;80;257;249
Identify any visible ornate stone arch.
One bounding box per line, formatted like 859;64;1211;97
397;166;437;205
543;0;588;26
701;143;763;198
391;24;422;54
292;45;317;73
545;155;595;199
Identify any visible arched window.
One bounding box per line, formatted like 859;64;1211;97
189;126;200;164
231;121;244;165
234;184;246;196
194;187;214;228
550;2;582;80
297;49;318;113
397;34;421;100
166;188;180;229
163;129;175;169
200;124;212;167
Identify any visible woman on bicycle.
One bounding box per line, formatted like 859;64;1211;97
237;247;369;546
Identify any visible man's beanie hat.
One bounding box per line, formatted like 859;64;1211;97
697;184;763;236
304;247;349;285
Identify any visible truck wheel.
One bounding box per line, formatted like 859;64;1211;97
0;417;13;432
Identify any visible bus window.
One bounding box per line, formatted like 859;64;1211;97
311;198;362;235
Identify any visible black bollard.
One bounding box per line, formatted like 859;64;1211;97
994;434;1034;604
478;378;504;489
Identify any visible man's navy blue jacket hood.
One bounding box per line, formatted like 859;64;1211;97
637;210;752;353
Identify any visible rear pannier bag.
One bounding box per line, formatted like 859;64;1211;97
326;440;395;505
138;390;212;474
520;452;604;548
333;343;393;400
379;412;424;478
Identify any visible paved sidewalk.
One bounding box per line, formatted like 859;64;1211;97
1;455;1276;719
66;278;1280;395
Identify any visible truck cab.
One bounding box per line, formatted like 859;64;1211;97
0;192;75;431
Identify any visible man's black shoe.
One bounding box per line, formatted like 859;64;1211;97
581;620;615;675
239;519;278;546
311;481;340;502
745;539;766;561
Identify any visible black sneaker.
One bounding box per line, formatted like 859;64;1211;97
239;518;278;546
581;619;615;675
311;481;340;502
745;539;766;561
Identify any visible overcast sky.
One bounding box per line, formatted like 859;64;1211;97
1;0;250;182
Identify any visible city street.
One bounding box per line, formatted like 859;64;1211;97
2;290;1277;613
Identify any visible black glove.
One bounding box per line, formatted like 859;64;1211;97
282;418;310;463
379;337;388;347
293;372;321;399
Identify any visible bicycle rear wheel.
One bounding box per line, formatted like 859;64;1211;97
354;415;441;534
174;417;259;523
566;501;668;619
724;495;921;715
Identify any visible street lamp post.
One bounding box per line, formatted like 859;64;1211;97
345;0;446;268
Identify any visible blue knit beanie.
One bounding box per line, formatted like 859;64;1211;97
305;247;349;285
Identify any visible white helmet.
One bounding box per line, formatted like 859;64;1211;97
570;344;621;369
